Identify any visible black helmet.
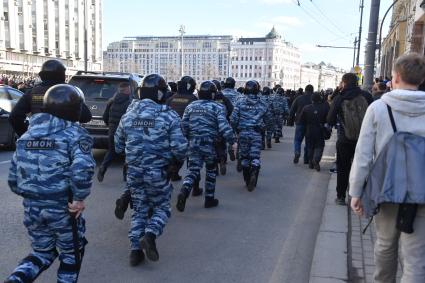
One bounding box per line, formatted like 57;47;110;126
177;76;196;94
237;87;244;94
198;81;218;100
276;87;285;95
262;86;271;95
168;82;177;93
138;74;168;103
224;77;236;89
244;80;260;95
212;80;222;91
43;84;84;122
39;59;66;83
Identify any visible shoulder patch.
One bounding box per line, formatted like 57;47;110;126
79;138;92;154
25;139;55;150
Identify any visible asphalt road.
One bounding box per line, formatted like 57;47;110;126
0;127;334;283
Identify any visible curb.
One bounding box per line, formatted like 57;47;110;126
309;174;348;283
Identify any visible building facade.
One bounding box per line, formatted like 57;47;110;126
299;62;345;91
230;27;301;89
0;0;102;76
104;35;232;82
380;0;425;78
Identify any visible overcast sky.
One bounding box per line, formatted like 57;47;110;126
103;0;393;70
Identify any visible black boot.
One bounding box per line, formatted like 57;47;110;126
97;166;106;182
313;161;321;172
115;190;131;220
171;173;182;181
236;159;243;172
293;154;300;164
229;149;236;161
247;166;260;192
141;232;159;262
219;160;227;175
242;167;250;186
123;163;128;182
192;179;203;197
129;249;145;266
309;161;314;169
275;137;280;143
267;140;272;149
176;191;188;212
204;197;219;208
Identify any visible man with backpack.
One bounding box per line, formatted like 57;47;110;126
327;73;373;205
349;53;425;282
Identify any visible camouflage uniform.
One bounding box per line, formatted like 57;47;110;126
272;94;289;139
180;100;235;198
260;94;276;145
115;99;187;251
221;88;239;106
230;94;274;169
7;113;95;283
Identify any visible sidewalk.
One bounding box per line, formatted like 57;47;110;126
310;173;403;283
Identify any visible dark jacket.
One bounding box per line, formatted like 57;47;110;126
214;92;234;120
9;81;92;137
300;101;330;139
288;91;313;126
166;92;198;118
327;86;373;143
372;90;385;101
102;92;131;128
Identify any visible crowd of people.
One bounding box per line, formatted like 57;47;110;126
4;52;425;282
0;74;38;93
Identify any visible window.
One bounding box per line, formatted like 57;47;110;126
8;89;23;100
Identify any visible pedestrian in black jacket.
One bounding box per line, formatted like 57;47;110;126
288;84;314;164
300;92;330;171
97;82;132;182
9;59;92;136
327;73;373;205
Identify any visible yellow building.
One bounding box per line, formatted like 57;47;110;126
381;0;425;78
380;0;411;78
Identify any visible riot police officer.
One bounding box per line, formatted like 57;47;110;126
230;80;274;191
176;81;236;212
166;76;198;181
115;74;187;266
221;77;239;106
6;84;95;283
9;59;92;136
212;79;234;175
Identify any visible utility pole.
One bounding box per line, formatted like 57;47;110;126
356;0;364;66
353;37;358;68
363;0;381;90
179;25;185;77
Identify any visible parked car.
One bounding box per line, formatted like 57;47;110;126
68;71;143;149
0;85;24;149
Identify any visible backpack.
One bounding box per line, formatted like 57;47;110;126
361;105;425;219
341;94;368;140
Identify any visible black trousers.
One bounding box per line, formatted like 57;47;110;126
336;141;356;199
306;134;325;164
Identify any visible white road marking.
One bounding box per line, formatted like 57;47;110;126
0;160;11;165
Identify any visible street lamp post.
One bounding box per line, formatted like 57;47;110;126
179;25;185;77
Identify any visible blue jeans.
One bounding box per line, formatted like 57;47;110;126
294;124;308;162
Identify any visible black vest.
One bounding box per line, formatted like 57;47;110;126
30;84;51;114
108;93;131;125
166;93;197;118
